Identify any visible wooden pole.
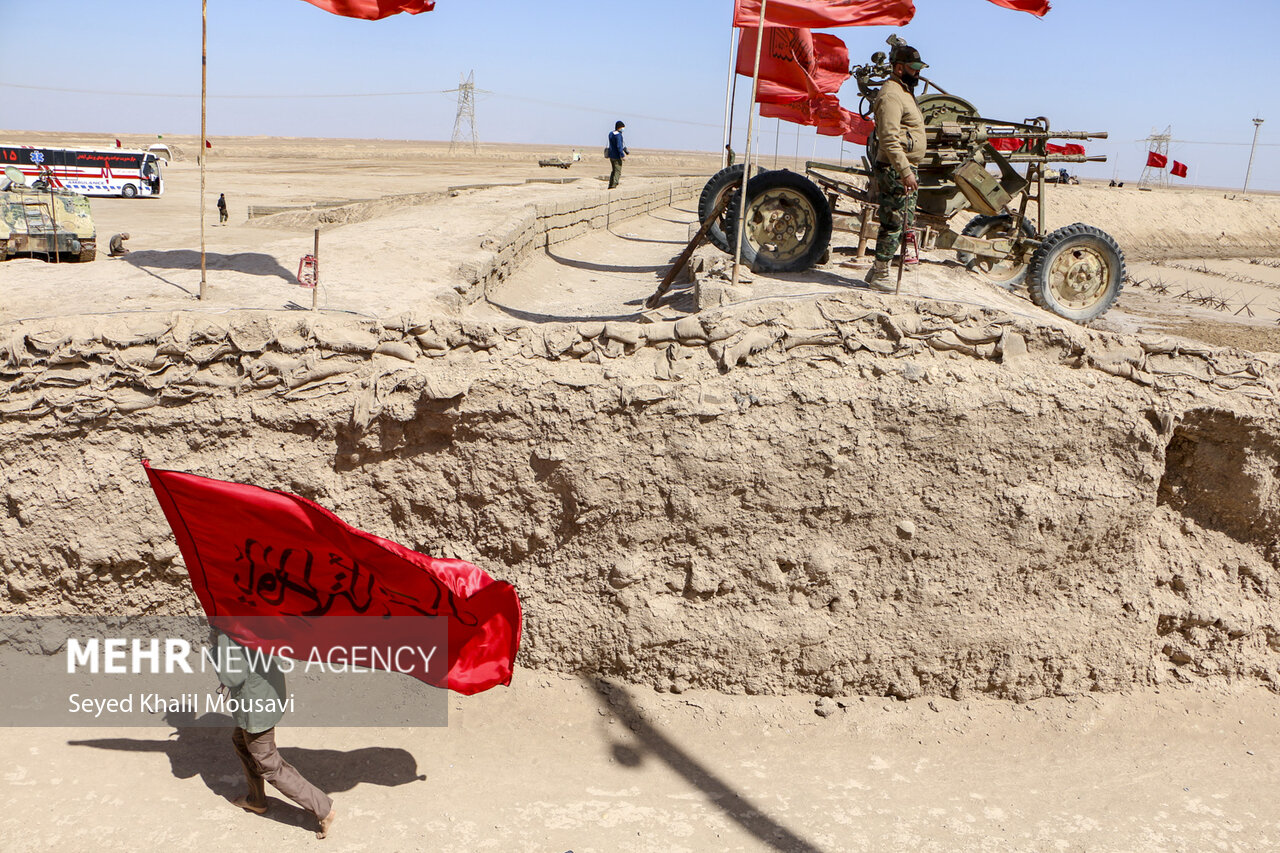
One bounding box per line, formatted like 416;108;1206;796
199;0;207;300
731;0;768;290
312;228;319;310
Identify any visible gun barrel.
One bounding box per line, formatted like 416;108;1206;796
986;130;1109;140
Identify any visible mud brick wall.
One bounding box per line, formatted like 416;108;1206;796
457;178;700;304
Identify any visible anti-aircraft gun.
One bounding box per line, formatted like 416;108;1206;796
696;36;1126;323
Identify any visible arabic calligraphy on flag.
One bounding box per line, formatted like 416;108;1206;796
144;462;522;695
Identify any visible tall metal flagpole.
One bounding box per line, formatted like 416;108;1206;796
199;0;207;300
731;0;768;289
721;24;738;169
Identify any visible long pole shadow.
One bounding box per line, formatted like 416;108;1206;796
583;675;826;853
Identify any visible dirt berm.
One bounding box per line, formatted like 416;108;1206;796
1;296;1278;701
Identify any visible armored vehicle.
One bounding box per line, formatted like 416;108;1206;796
1;166;97;262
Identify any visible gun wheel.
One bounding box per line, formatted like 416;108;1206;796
697;165;745;254
728;170;832;273
1027;223;1125;323
957;214;1035;289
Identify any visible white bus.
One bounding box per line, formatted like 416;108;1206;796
0;144;164;198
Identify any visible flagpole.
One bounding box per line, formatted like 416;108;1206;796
732;0;768;290
199;0;207;300
721;21;738;169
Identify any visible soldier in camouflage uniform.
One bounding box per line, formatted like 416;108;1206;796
866;44;928;291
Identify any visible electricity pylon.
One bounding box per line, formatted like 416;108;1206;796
448;71;479;154
1139;126;1171;189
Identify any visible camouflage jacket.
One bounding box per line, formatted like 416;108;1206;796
873;77;926;175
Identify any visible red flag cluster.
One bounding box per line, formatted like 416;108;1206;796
144;463;522;696
733;0;1051;148
737;26;871;141
298;0;434;20
985;138;1084;156
1148;151;1189;178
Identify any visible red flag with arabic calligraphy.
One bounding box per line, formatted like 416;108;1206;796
298;0;434;20
734;0;914;28
1147;151;1168;169
984;0;1050;16
737;27;850;102
143;462;522;695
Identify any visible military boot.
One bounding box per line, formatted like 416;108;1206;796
864;259;894;292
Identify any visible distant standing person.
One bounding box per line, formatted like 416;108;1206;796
213;630;337;839
607;121;628;189
866;44;927;291
216;193;228;224
725;144;735;167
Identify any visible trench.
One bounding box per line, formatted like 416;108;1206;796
2;303;1278;701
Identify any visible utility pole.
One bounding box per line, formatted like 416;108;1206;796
1243;116;1264;193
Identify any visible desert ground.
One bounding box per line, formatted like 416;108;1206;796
2;131;1280;852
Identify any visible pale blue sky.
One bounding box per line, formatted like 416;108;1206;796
1;0;1276;189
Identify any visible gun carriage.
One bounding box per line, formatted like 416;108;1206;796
696;37;1126;323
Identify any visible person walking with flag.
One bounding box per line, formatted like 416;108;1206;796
607;120;629;189
213;629;337;839
865;44;927;291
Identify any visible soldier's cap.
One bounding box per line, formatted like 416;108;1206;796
891;45;927;70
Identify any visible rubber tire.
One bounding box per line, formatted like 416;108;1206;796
957;214;1036;289
1027;223;1125;323
698;165;745;254
121;184;138;198
727;170;832;273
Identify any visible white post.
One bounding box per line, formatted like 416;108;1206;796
731;0;768;289
721;22;738;169
199;0;207;300
1243;117;1264;193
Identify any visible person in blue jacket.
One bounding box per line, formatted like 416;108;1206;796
607;120;629;189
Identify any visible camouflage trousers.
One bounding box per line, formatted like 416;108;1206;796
873;163;919;264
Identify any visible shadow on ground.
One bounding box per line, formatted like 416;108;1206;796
68;711;424;833
125;249;296;283
583;675;827;853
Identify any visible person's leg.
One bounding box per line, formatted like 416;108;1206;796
230;727;267;812
244;728;335;837
609;158;622;189
873;166;908;265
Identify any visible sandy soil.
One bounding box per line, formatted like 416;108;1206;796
3;131;1280;852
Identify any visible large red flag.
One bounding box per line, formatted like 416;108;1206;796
843;112;876;146
144;462;522;695
1147;151;1168;169
298;0;434;20
985;0;1050;15
734;0;914;28
737;28;850;102
1170;160;1188;178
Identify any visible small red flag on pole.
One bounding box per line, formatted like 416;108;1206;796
1146;151;1168;169
984;0;1050;15
298;0;435;20
1170;160;1188;178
